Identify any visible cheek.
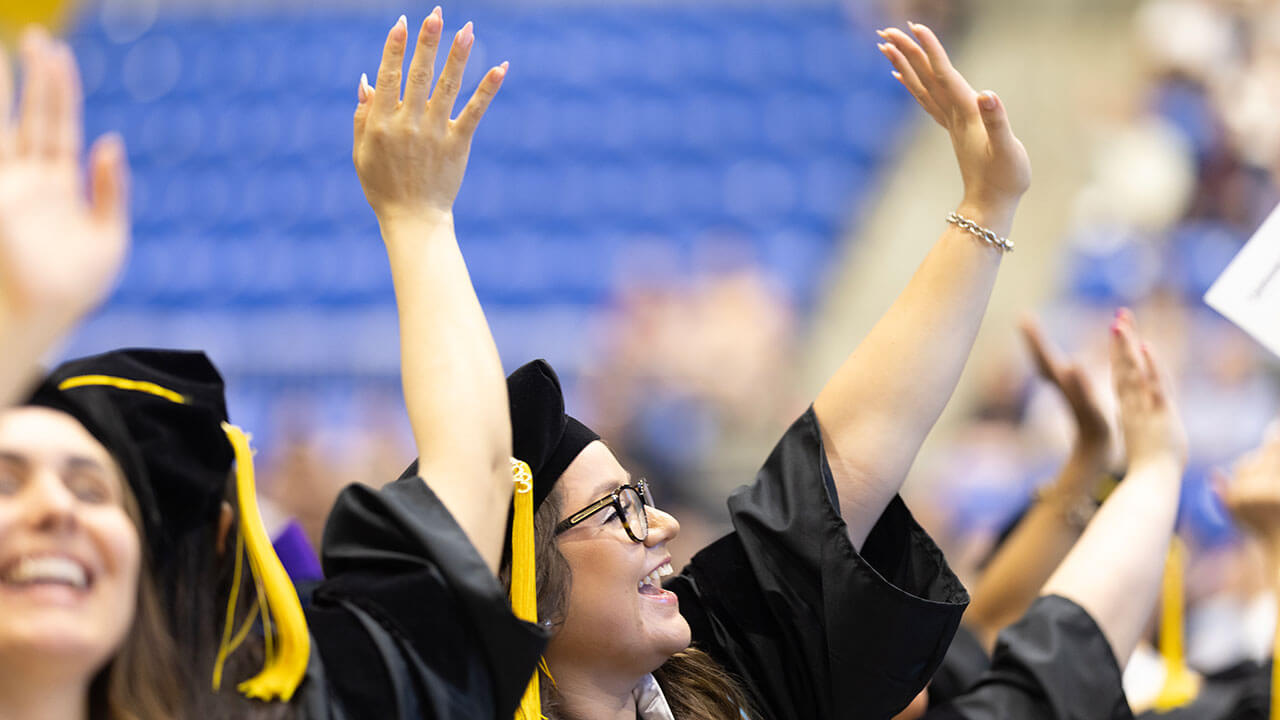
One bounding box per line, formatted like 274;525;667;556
91;511;142;598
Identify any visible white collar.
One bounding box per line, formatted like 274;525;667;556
632;674;676;720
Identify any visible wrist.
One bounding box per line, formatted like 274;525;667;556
1126;452;1185;478
955;199;1018;237
378;208;455;241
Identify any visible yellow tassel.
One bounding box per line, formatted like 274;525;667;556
1153;538;1199;711
509;459;542;720
1272;599;1279;720
221;423;311;702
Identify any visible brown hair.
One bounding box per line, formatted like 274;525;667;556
507;489;754;720
85;476;185;720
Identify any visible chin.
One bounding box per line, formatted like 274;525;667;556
650;613;693;664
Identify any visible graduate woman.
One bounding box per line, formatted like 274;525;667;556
383;19;1029;719
0;29;183;720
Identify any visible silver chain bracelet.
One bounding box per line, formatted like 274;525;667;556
946;212;1014;253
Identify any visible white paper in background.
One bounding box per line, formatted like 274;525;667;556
1205;202;1280;359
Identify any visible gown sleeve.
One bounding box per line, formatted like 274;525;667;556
302;476;548;720
664;406;970;720
924;595;1133;720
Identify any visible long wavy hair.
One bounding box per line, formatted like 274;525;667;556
504;489;754;720
85;478;184;720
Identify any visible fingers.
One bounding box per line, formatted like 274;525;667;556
402;7;443;113
876;35;944;125
453;62;507;140
907;22;977;108
48;43;83;160
17;26;50;156
370;15;409;117
1110;309;1146;401
426;21;475;126
88;133;129;228
878;27;947;118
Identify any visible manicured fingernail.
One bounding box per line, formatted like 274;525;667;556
397;14;407;28
425;12;442;33
1111;322;1120;334
978;91;996;111
459;21;474;49
432;5;441;18
891;71;903;80
876;29;888;38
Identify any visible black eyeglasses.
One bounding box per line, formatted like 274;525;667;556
555;478;654;543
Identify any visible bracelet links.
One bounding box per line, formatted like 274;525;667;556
946;211;1014;253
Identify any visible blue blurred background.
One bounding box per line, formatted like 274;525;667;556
5;0;1280;682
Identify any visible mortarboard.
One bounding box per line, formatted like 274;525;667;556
25;349;309;702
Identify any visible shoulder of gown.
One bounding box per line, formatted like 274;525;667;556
301;476;547;720
665;406;969;720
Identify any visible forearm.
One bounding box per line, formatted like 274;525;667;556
1040;456;1182;668
814;201;1011;548
0;305;82;407
382;212;512;573
966;448;1108;649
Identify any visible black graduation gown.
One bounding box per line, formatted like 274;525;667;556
1135;661;1271;720
930;625;992;707
665;407;971;719
924;595;1133;720
295;476;548;719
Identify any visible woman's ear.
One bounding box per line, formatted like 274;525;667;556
216;501;234;556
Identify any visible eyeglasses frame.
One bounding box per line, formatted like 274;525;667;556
554;478;653;543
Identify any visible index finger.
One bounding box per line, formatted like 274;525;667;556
49;43;83;160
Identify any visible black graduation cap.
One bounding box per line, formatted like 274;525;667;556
399;358;600;511
25;348;233;565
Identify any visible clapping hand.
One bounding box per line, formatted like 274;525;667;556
1021;315;1117;468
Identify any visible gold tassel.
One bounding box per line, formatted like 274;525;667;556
1153;537;1199;710
54;376;311;701
509;458;542;720
220;423;311;701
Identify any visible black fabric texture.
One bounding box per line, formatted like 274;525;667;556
311;476;548;719
930;625;992;707
928;594;1133;720
666;407;969;720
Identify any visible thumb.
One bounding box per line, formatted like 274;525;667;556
353;73;372;152
977;90;1016;153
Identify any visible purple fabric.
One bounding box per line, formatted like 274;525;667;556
273;520;323;582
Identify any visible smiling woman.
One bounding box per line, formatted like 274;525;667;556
0;406;182;720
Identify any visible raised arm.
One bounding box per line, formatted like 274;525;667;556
1040;309;1187;667
0;29;129;405
965;317;1116;650
352;10;511;573
813;23;1031;548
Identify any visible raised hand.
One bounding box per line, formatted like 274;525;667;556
353;8;507;224
0;28;129;325
1021;315;1115;462
877;23;1031;225
1110;309;1187;474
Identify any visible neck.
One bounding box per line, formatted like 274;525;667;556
0;667;90;720
550;662;643;720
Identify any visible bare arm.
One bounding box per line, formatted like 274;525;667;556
353;11;511;573
965;317;1115;650
0;30;129;405
1040;309;1188;668
813;23;1031;549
